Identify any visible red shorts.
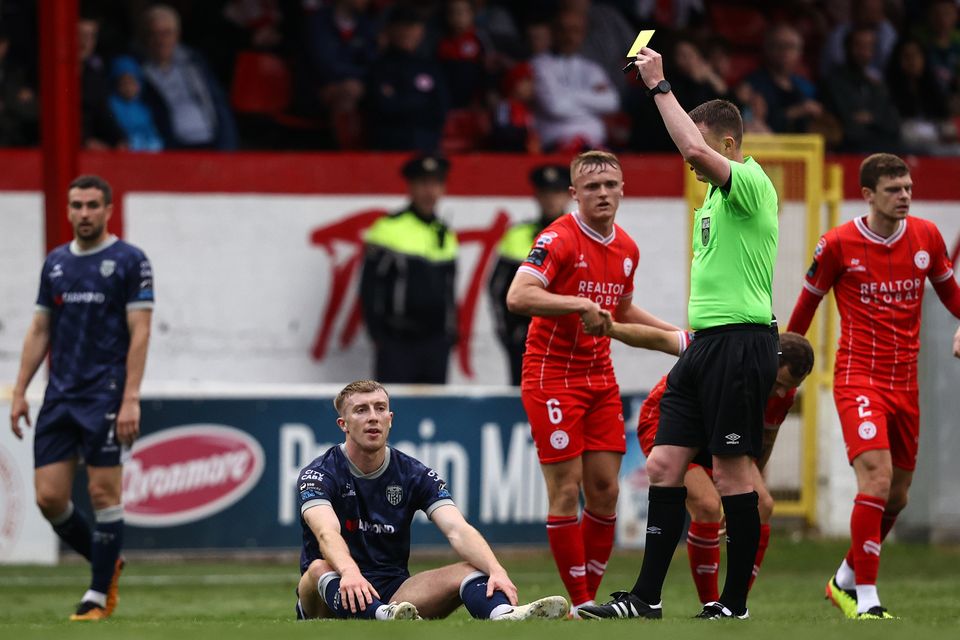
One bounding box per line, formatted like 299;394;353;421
834;385;920;470
522;385;626;464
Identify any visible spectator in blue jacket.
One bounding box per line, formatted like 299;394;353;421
108;56;163;152
138;4;239;150
364;7;449;152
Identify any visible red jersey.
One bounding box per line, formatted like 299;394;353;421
637;375;797;456
802;216;954;390
517;212;639;390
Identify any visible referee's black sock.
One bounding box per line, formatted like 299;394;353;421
630;485;687;605
718;491;760;616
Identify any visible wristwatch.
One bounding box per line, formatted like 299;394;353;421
648;80;671;97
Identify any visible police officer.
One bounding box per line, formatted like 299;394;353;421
488;164;571;385
360;154;458;384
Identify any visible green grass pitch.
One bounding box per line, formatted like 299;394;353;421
1;540;958;639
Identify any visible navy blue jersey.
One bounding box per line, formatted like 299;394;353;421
298;444;455;578
36;237;154;400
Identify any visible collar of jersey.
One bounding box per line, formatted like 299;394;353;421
339;443;392;479
573;212;615;245
855;216;906;246
69;235;119;256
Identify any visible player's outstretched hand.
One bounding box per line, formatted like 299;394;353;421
9;394;30;440
339;566;381;613
953;325;960;359
486;567;518;606
117;397;141;446
634;46;665;90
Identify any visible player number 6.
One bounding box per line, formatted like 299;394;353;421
546;398;563;425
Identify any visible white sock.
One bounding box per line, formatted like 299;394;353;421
571;600;594;618
375;604;391;620
489;603;513;619
82;590;107;607
855;584;880;613
836;559;855;590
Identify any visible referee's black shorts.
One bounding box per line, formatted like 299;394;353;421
654;323;778;460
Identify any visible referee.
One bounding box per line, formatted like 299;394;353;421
580;47;779;621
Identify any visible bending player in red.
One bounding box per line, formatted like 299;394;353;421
506;150;682;617
788;153;960;619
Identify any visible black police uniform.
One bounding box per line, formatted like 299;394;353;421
487;164;570;385
360;155;458;383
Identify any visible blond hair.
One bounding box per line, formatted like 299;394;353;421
570;150;621;183
334;380;389;415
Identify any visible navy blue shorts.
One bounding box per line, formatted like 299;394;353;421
295;573;409;620
34;397;125;468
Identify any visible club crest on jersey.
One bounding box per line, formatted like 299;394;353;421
623;257;633;277
386;484;403;506
701;217;711;246
914;250;930;269
100;259;116;278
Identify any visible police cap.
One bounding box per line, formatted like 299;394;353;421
401;154;450;181
529;164;571;192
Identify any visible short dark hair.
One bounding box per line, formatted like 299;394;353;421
688;99;743;147
570;150;621;183
334;380;389;415
68;175;113;205
859;153;909;191
779;332;814;379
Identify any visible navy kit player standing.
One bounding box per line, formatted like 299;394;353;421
295;379;569;621
9;175;153;621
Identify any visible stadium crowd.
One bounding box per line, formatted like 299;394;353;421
2;0;960;155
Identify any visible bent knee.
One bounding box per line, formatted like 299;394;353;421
686;494;722;522
35;491;70;519
548;483;582;514
757;493;775;522
646;456;684;486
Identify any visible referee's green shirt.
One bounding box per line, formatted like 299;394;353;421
688;156;778;330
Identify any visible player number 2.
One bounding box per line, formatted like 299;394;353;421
855;395;872;418
546;398;563;425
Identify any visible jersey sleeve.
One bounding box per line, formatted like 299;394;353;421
126;250;155;310
803;233;843;297
411;463;456;518
36;256;53;311
515;227;572;288
927;223;955;284
298;466;336;517
763;389;797;428
724;160;772;218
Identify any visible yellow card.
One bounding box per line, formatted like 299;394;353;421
626;30;655;57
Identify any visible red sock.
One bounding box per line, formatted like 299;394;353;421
686;520;720;604
847;494;885;585
748;523;771;591
547;514;590;606
845;510;898;569
581;510;616;600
